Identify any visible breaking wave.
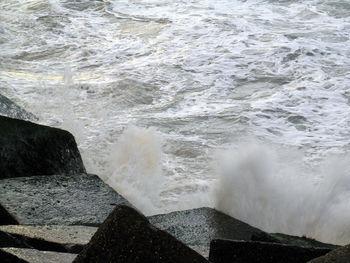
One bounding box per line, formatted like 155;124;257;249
215;142;350;245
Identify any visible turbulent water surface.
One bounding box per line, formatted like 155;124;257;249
1;0;350;244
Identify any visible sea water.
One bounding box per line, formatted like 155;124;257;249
1;0;350;244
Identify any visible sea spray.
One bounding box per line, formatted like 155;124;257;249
106;126;164;215
60;66;84;142
312;158;350;244
57;65;96;173
2;0;350;246
214;142;350;245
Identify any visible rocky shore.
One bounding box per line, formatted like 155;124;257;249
0;94;348;262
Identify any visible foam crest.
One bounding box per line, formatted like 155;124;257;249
215;142;350;245
106;126;164;215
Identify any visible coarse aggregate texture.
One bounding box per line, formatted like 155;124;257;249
0;173;131;226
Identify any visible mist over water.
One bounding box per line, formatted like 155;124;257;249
106;126;164;215
1;0;350;244
215;142;350;245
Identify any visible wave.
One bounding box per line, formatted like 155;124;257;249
214;142;350;245
106;126;164;215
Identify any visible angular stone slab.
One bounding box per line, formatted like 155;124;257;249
0;225;97;253
263;233;339;250
0;173;131;225
0;94;38;121
0;115;86;179
1;247;76;263
73;205;209;263
209;239;331;263
0;204;18;225
0;230;31;248
148;207;265;258
308;244;350;263
1;247;27;263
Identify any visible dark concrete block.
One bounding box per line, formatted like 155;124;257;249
0;204;18;225
148;207;265;257
266;233;339;250
0;115;86;179
73;205;209;263
308;244;350;263
250;231;282;244
209;239;331;263
0;225;97;253
0;247;76;263
0;230;31;248
0;94;37;121
1;247;28;263
0;173;131;226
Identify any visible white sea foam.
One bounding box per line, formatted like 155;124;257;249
214;142;350;245
2;0;350;244
106;126;165;215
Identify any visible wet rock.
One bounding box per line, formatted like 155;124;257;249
251;232;339;250
148;207;265;258
267;233;339;250
0;115;86;179
73;205;209;263
0;230;30;248
1;247;27;263
0;173;131;226
0;94;37;121
308;244;350;263
0;247;76;263
0;204;18;225
209;239;331;263
250;231;282;244
0;225;97;253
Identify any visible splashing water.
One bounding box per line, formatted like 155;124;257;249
214;142;350;245
106;125;214;215
106;126;164;215
2;0;350;245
